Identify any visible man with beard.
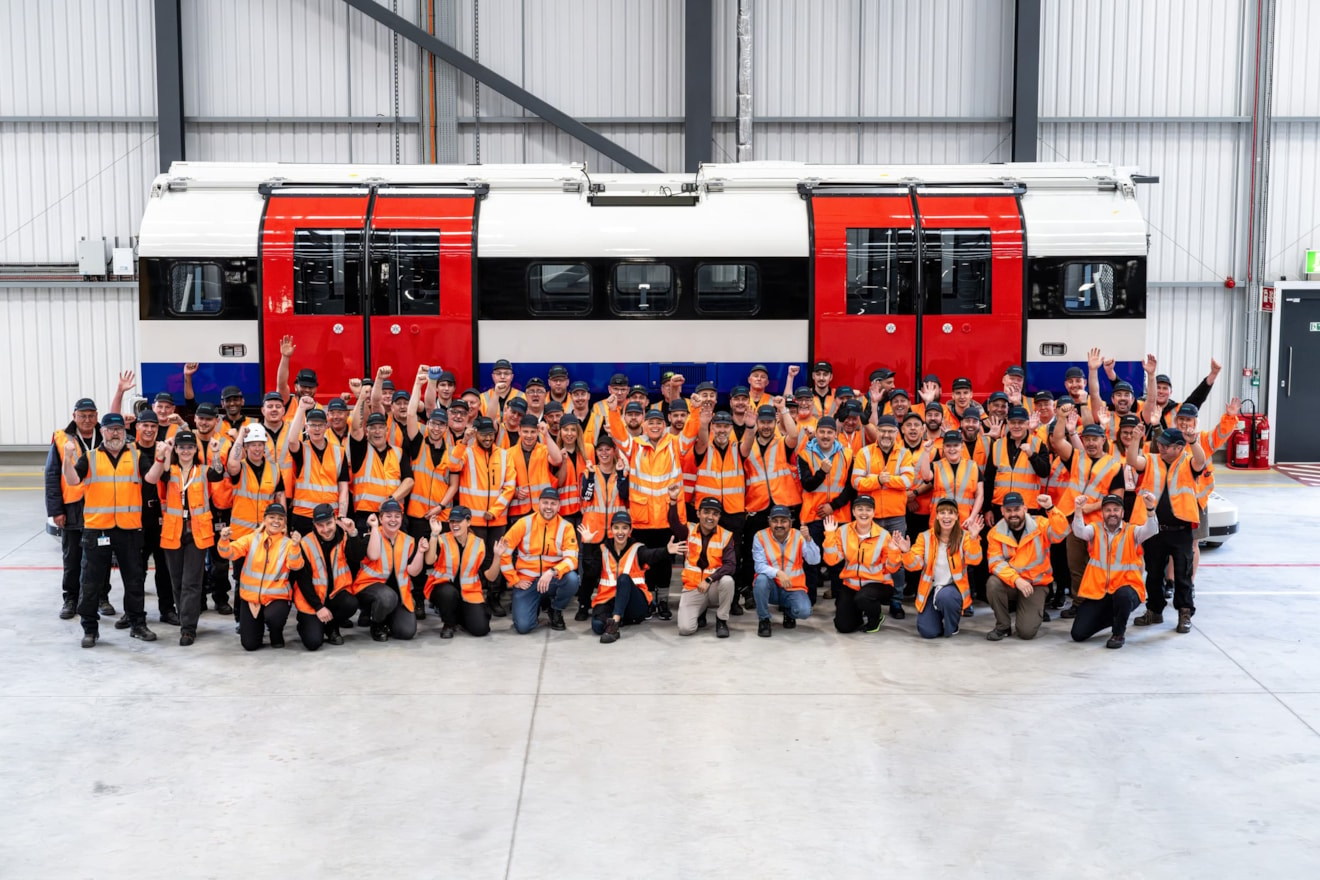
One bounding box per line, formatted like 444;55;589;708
1069;493;1159;648
985;491;1069;641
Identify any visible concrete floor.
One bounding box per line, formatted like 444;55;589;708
3;460;1320;878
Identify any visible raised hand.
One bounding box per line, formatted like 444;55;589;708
1102;356;1115;371
417;364;430;382
1144;353;1158;373
786;364;800;379
492;537;509;557
1209;358;1222;381
337;517;357;535
1227;396;1241;417
416;537;429;556
667;483;681;502
376;365;393;381
1036;494;1053;510
289;530;302;544
919;381;939;404
219;526;232;541
279;335;296;358
893;533;911;553
183;362;199;377
772;396;785;411
63;440;78;460
117;370;136;394
348;378;363;397
367;513;379;530
300;395;315;411
1097;407;1111;428
578;523;599;544
823;514;837;534
462;426;476;445
1140;490;1157;509
1065;410;1080;433
1087;347;1103;370
987;416;1004;439
429;517;443;537
800;524;812;542
666;535;684;554
964;515;983;538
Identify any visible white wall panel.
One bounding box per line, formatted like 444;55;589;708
859;123;1012;164
0;288;139;448
186;123;422;164
455;0;524;119
711;0;739;118
1264;122;1320;280
754;0;857;117
1147;287;1248;422
519;123;682;175
753;124;859;164
1273;0;1320;116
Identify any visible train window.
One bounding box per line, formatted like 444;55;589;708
611;263;677;315
293;229;363;316
529;263;592;316
845;228;917;315
1027;257;1144;319
1062;262;1116;314
371;230;440;316
168;263;224;315
695;263;759;315
922;229;991;315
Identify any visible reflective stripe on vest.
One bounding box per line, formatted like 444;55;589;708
239;536;294;603
352;446;402;511
682;526;731;588
754;529;806;590
991;437;1042;503
696;442;746;510
293;442;344;514
408;441;449;515
231;461;279;533
83;447;142;529
299;534;352;610
1080;524;1146;600
829;525;892;588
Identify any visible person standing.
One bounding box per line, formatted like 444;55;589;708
851;414;915;620
1130;428;1206;634
1070;493;1160;648
217;503;304;651
146;432;214;646
129;410;177;628
796;415;854;604
574;434;629;620
46;397;102;619
985;492;1069;641
445;418;517;617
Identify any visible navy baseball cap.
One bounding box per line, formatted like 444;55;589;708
154;391;175;405
695;381;717;394
570;380;590;392
768;505;793;520
436;370;456;384
1001;492;1026;508
263;391;284;403
326;398;348;412
611;510;632;526
668;398;689;413
960;405;984;421
1112;381;1134;394
628;385;649;398
474;417;495;433
749;364;770;376
450;505;472;521
195;403;219;417
525;377;546;389
1155;373;1173;386
519;414;540;429
952;377;973;391
1007;406;1031;421
876;415;898;429
1119;414;1141;428
816;416;838;430
548;365;569;378
698;497;723;512
712;411;734;425
136;410;159;424
1081;423;1106;438
428;408;447;423
1158;428;1187;446
560;413;580;427
366;413;388;426
312;503;336;523
624;401;645;414
74;398;97;412
392;390;410;403
1065;366;1085;379
1101;493;1125;508
264;502;288;518
889;388;910;400
1033;390;1055;402
295;368;318;386
987;391;1010;404
305;408;327;423
812;361;832;373
1005;365;1026;378
1177;402;1199;418
493;359;513;371
870;368;894;381
851;493;875;509
925;401;945;414
174;430;197;446
942;430;962;444
609;373;629;387
379;499;403;514
507;398;528;413
730;385;750;398
539;487;560;501
902;411;923;424
544;400;564;414
644;408;665;422
756;405;776;420
221;385;243;399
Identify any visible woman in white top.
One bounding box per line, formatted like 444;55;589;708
897;498;983;638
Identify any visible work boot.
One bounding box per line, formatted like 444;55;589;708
370;624;389;642
548;608;566;631
600;619;621;644
655;600;672;621
757;618;772;637
159;609;180;626
743;593;756;610
1176;609;1192;633
986;627;1010;641
574;606;590;622
728;600;743;616
326;627;344;646
214;601;234;616
414;605;426;621
782;613;797;630
130;623;158;642
488;594;507;618
890;602;906;621
1106;634;1125;649
80;631;98;648
1133;610;1163;627
179;630;196;646
59;599;76;619
269;634;285;649
114;613;131;630
439;624;455;639
697;611;708;629
715;618;730;638
1060;604;1079;619
99;599;116;616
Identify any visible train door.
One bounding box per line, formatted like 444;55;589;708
808;188;919;390
367;189;477;390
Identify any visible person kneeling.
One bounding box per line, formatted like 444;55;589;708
351;499;429;642
292;504;365;650
822;494;902;633
900;498;984;639
500;488;580;634
985;492;1068;641
1070;492;1159;649
751;505;820;637
217;503;304;651
424;505;497;638
581;511;679;643
673;492;737;638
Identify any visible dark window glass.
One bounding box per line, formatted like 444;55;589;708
695;263;759;315
293;229;362;316
922;229;991;315
611;262;676;315
371;230;440;316
528;263;592;316
845;228;917;315
1027;257;1145;319
168;263;223;314
1061;262;1116;314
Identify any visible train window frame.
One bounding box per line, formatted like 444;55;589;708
844;227;918;316
921;228;992;316
694;262;760;316
167;262;225;316
370;229;441;317
1027;257;1144;320
527;262;593;317
1060;261;1118;315
609;262;679;317
292;228;364;317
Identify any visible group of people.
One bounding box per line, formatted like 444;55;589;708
47;338;1237;652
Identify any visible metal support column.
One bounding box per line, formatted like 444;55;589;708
1011;0;1040;162
154;0;185;170
684;0;713;172
1243;0;1278;402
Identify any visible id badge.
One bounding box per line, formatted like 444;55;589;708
97;535;111;547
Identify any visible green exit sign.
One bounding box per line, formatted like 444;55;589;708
1311;321;1320;332
1308;249;1320;274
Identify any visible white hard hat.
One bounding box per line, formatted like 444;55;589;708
244;424;268;444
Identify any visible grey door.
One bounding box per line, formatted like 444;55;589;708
1276;290;1320;462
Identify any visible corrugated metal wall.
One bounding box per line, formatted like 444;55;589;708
1266;0;1320;281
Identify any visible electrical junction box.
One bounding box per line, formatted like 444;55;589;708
111;248;135;275
77;238;109;275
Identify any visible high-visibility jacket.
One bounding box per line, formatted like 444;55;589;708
851;444;914;519
1057;451;1121;521
745;434;802;513
425;532;486;603
555;447;593;516
903;530;982;612
230;460;281;538
810;390;836;418
52;429;90;505
353;530;418;610
292;442;344;518
695;441;746;515
580;467;628;537
386;415;406;451
838;428;866;458
609;410;691;529
508;442;554;519
295;533;353;613
480;387;526;419
219;532;303;605
929;457;981;527
585;399;613;444
1043;455;1070;507
682;525;732;590
196;436;235;511
1078;523;1147;602
798;441;851;524
596;542;652;606
987;508;1069;586
407;440;450;519
822;523;902;589
83;447;143;530
753;528;807;591
501;513;579;585
161;464;215;550
990;436;1043;506
1139;450;1201;526
446;441;517;527
680;447;699;505
907;442;939;517
351;445;402;514
1190;410;1238;505
966;433;991;469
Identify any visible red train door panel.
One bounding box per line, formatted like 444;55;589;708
913;189;1025;394
260;189;371;399
367;189;476;391
810;191;919;391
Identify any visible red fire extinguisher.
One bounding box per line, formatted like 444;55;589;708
1252;411;1270;469
1228;400;1270;470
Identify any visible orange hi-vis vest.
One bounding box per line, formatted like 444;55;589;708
408;440;450;518
53;428;91;505
930;457;980;527
508;442;554;518
990;435;1043;506
580;467;627;537
851;444;914;519
595;542;652;606
447;441;516;527
353;531;418;610
822;523;901;589
220;532;303;605
1190;410;1238;505
351;444;402;514
907;442;939;516
798;441;851;524
987;508;1069;586
161;464;215;550
425;532;487;603
682;525;731;589
681;448;698;505
609;410;687;529
745;434;802;513
480;387;526;419
1044;455;1070;507
966;433;991;469
197;436;234;511
230;459;281;538
292;442;344;518
696;441;746;515
83;447;143;530
555;447;592;515
500;514;579;585
811;389;837;418
386;415;406;451
1078;522;1147;602
753;528;807;591
1057;451;1121;521
1139;451;1201;526
295;533;353;614
903;530;983;613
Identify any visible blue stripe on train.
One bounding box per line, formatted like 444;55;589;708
1026;360;1145;398
141;362;263;403
478;361;801;396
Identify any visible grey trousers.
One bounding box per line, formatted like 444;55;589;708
986;574;1048;640
676;575;735;636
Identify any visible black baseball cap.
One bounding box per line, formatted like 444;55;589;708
816;416;837;430
448;399;469;413
952;378;973;391
960;405;984;421
548;365;569;378
889;388;910;400
1119;414;1141;428
1081;423;1106;437
366;413;388;426
136;410;158;424
326;398;348;412
851;494;874;509
812;361;832;373
525;377;546;389
768;505;793;520
987;391;1010;404
925;401;945;414
1113;381;1135;395
221;385;243;400
1007;406;1031;421
1101;493;1125;508
493;359;513;371
1001;492;1026;508
507;398;528;413
935;496;960;511
757;405;776;420
668;398;689;412
1033;390;1055;402
544;400;564;414
392;390;410;403
594;433;615;449
611;510;632;526
263;391;284;403
305;408;327;423
295;368;318;386
942;430;962;444
1157;428;1187;446
474;417;495;433
100;413;125;428
695;381;717;394
312;503;336;523
74;398;97;412
265;502;288;518
749;364;770;376
560;413;580;427
539;487;560;501
609;373;629;387
876;415;898;429
436;371;456;384
519;414;540;429
1155;373;1173;386
195;402;218;417
836;387;855;398
569;380;590;392
730;385;750;398
870;368;894;381
624;401;645;414
793;388;813;400
450;505;472;521
698;497;723;512
712;411;734;425
1005;365;1026;378
902;411;923;424
154;391;175;405
628;385;649;398
1065;366;1085;379
174;431;197;446
427;408;447;423
838;401;863;419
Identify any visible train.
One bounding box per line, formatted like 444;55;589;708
136;160;1149;402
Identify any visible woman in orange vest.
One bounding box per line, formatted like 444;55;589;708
292;504;364;650
217;502;304;651
1069;492;1159;648
821;493;903;633
578;509;679;643
573;433;629;620
352;499;429;641
424;505;502;638
898;499;984;639
146;431;215;646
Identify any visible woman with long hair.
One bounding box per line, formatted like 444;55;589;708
897;497;983;638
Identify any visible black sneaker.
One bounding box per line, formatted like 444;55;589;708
159;610;180;626
890;603;906;620
697;611;708;629
326;628;344;646
655;600;672;621
80;632;98;648
757;618;772;637
414;605;426;621
1041;610;1051;622
962;605;974;618
729;601;744;616
782;613;797;630
98;599;116;616
548;608;566;631
269;635;285;648
715;618;730;638
1106;634;1125;649
214;602;234;616
574;606;590;622
986;627;1010;641
439;624;455;639
600;619;621;644
114;613;131;630
370;624;389;642
338;615;353;628
357;612;372;628
59;599;76;619
130;624;157;642
743;594;755;610
179;630;196;647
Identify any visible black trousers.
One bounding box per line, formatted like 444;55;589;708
207;509;231;606
79;528;145;632
834;583;892;633
804;519;843;605
405;518;433;612
1143;528;1194;615
1049;539;1072;602
632;528;674;603
432;582;492;636
356;584;417;639
295;590;359;650
61;527;84;603
1070;586;1142;642
238;599;290;651
904;512;927;597
164;531;206;632
470;524;507;602
141;503;174;615
577;542;602;609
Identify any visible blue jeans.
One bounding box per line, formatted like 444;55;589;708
590;573;650;634
511;571;580;634
753;574;813;621
878;515;907;605
917;584;964;638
